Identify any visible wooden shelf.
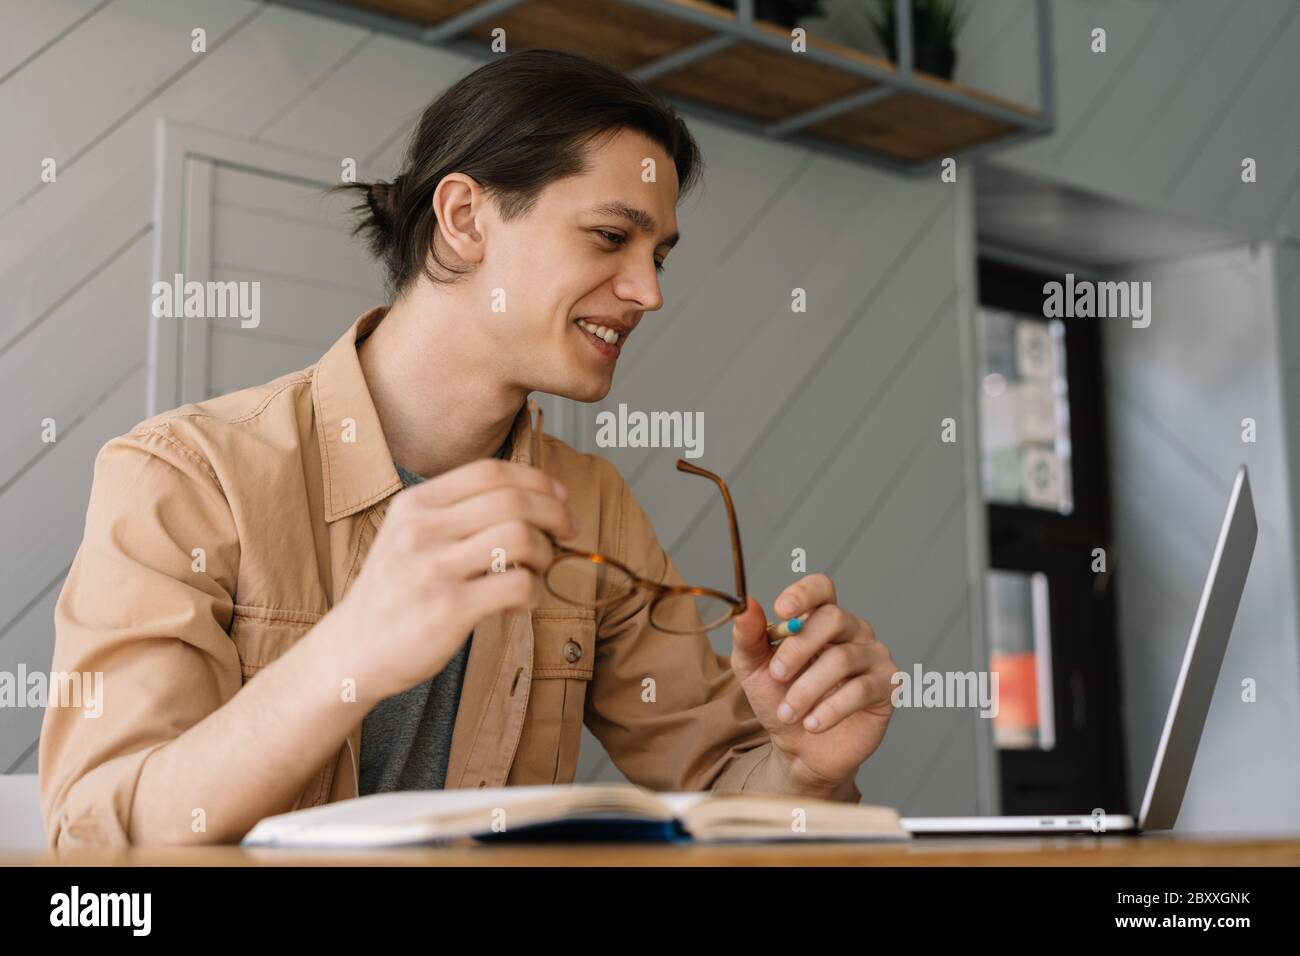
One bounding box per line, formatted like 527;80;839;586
315;0;1049;169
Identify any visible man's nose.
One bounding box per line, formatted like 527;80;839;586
616;260;663;313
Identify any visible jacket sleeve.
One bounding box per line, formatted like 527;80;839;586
39;424;243;848
583;459;860;803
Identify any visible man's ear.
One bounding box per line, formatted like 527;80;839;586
431;172;485;265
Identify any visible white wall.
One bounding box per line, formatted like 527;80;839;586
826;0;1300;829
1105;245;1300;832
977;0;1300;832
808;0;1300;828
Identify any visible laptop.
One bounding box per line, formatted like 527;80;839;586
902;464;1257;836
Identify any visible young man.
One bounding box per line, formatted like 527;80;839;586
40;50;897;847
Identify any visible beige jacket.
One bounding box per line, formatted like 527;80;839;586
40;307;860;847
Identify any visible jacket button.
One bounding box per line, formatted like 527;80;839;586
562;640;583;663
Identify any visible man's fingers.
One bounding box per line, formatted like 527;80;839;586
773;572;837;619
461;566;544;618
405;457;561;509
802;668;896;733
437;485;578;543
767;603;853;682
729;596;772;676
776;641;875;725
438;520;556;580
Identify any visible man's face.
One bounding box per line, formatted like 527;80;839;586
473;128;680;403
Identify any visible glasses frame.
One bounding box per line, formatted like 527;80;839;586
529;399;748;634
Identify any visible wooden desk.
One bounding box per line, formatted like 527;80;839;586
6;834;1300;866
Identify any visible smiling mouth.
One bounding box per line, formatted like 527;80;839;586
575;318;623;345
574;319;622;359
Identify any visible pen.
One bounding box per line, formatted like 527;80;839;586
766;612;811;647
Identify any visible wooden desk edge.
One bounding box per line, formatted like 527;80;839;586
5;835;1300;867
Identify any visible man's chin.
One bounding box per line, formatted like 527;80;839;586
550;375;612;405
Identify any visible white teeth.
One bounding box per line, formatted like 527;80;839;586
577;319;620;345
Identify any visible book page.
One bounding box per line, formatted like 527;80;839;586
245;783;668;842
654;791;718;817
249;785;571;836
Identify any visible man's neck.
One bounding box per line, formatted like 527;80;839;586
356;292;527;479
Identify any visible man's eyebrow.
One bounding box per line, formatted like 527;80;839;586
586;201;680;249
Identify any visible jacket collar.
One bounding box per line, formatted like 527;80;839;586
313;306;536;523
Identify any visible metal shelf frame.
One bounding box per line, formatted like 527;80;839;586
267;0;1056;175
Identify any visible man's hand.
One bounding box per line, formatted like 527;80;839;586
327;458;579;705
730;573;897;797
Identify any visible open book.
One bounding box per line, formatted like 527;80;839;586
242;783;909;847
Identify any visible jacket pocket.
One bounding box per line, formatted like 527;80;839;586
510;608;595;786
229;606;342;809
228;605;322;679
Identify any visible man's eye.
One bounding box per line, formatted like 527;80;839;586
598;230;665;274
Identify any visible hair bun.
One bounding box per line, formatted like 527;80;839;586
362;175;404;251
365;179;393;221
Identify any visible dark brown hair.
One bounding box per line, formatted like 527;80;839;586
337;48;703;299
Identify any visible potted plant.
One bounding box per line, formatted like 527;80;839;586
868;0;969;80
714;0;828;30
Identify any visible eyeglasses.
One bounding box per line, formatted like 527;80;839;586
528;399;747;634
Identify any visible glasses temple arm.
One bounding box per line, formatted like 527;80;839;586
676;459;747;603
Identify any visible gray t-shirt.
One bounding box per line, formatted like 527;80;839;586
358;434;513;794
